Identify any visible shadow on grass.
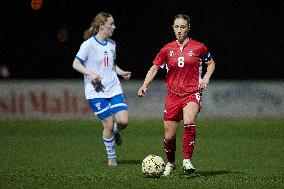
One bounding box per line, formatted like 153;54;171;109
118;159;141;164
180;170;242;178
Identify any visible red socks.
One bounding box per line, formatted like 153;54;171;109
183;123;196;159
163;138;176;163
164;123;196;162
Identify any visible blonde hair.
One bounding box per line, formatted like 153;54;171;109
83;12;113;40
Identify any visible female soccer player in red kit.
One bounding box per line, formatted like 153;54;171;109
138;14;215;176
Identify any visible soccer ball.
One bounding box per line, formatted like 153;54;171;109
141;155;165;178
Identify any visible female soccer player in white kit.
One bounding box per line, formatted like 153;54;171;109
72;12;131;166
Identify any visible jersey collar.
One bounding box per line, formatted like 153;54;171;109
93;35;108;46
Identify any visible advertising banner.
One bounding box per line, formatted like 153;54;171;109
0;80;283;119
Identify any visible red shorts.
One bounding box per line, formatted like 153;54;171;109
164;91;202;121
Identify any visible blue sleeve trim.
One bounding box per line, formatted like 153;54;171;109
202;52;212;62
75;56;85;64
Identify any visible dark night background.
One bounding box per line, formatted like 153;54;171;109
1;0;283;80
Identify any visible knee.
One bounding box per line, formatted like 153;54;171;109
117;119;128;130
164;135;175;141
184;117;196;125
164;131;176;140
184;121;195;126
104;123;114;131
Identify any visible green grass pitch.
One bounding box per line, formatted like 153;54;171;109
0;118;283;188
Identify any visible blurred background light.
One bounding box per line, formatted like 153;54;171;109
57;29;69;42
31;0;42;10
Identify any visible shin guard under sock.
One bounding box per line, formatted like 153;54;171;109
164;138;176;163
103;136;116;160
183;123;196;159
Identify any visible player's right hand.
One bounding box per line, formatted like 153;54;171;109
90;73;101;84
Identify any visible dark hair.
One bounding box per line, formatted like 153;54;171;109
174;14;191;26
83;12;113;40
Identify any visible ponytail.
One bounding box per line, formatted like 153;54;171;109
83;26;95;40
83;12;112;40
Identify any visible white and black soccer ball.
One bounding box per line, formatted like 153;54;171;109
141;155;165;178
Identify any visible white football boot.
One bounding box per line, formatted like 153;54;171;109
162;162;176;176
182;159;195;173
108;158;117;166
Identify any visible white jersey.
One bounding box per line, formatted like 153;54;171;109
75;36;123;99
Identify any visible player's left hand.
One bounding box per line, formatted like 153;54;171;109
198;79;209;90
122;71;131;80
138;85;147;97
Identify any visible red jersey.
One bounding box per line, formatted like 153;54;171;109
153;38;211;96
